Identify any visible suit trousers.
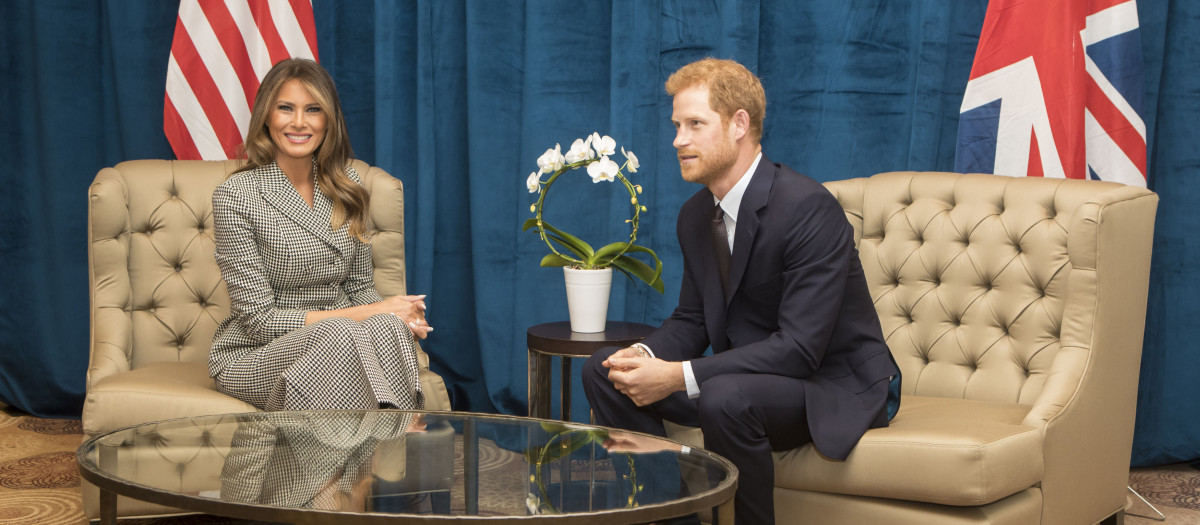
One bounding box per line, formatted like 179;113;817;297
583;346;819;525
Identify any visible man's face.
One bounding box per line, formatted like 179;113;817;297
671;85;739;186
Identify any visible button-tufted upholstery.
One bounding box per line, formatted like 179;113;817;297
82;159;451;519
667;171;1157;525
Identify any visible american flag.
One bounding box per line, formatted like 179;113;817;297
955;0;1147;187
164;0;318;161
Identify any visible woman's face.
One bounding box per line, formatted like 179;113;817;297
268;79;327;165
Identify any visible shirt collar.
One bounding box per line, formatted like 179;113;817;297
713;152;762;222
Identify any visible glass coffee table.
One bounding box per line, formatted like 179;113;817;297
77;410;736;524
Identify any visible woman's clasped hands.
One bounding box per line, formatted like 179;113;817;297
379;294;432;339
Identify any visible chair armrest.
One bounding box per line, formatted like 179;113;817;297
87;168;135;388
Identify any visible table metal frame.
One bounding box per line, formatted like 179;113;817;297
77;410;736;525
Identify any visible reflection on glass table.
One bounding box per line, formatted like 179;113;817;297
78;410;737;524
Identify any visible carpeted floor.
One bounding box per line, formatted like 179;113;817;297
0;410;87;524
1128;462;1200;523
1;405;1197;524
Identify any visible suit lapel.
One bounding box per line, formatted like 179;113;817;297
258;163;346;256
725;156;776;305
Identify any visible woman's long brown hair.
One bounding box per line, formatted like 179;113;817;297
238;58;370;241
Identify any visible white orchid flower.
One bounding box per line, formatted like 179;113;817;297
622;147;639;173
564;138;593;164
587;155;620;183
584;134;597;159
537;143;565;174
592;134;616;156
526;171;541;193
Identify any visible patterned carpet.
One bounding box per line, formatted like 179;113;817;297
1129;462;1200;523
0;412;86;524
1;405;1197;524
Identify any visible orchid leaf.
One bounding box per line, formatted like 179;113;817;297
591;241;633;265
612;265;636;282
525;217;595;260
540;421;570;433
621;244;664;281
539;253;574;267
532;429;608;464
546;234;589;260
538;220;595;259
611;253;665;293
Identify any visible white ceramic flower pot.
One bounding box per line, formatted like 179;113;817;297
563;267;612;333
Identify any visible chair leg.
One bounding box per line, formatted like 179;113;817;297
1100;510;1125;525
1123;485;1166;521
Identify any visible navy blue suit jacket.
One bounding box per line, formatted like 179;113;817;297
642;155;899;460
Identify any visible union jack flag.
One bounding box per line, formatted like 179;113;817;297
955;0;1146;187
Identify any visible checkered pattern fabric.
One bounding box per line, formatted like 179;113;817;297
209;162;422;411
220;411;416;508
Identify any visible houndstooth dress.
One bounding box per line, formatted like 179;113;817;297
209;162;423;411
219;411;416;508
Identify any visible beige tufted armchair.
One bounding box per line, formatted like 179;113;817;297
83;159;451;519
667;171;1157;524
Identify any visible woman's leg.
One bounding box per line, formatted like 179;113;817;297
217;318;384;410
359;313;424;410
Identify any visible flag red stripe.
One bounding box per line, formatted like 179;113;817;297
1086;77;1149;177
169;14;201;72
289;0;319;61
1027;131;1046;178
164;95;203;161
247;1;291;66
968;2;1083;81
197;0;260;106
171;21;243;158
165;0;318;160
1091;0;1129;12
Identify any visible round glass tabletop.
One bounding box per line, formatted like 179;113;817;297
78;410;737;524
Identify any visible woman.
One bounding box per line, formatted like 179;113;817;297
210;58;429;411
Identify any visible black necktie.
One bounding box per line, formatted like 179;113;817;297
712;203;731;296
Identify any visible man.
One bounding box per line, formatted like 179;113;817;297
582;58;900;525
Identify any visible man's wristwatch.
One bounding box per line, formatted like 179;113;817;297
632;343;651;358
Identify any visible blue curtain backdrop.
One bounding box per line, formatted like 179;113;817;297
0;0;1195;466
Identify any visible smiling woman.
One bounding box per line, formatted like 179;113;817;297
267;79;328;200
207;58;433;413
240;59;361;234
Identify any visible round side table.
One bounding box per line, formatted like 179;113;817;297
527;321;655;421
